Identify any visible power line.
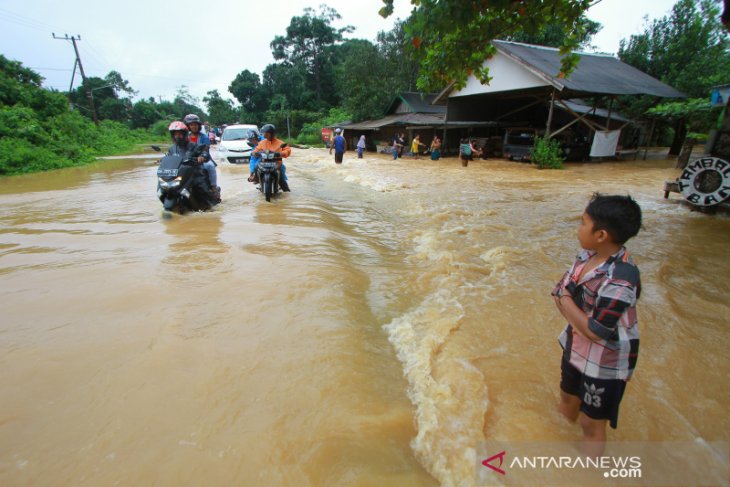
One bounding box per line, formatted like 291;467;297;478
0;6;66;33
29;67;73;72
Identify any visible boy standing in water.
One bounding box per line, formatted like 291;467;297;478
552;194;642;455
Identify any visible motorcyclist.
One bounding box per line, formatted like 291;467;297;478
251;124;291;192
166;120;218;207
184;113;220;202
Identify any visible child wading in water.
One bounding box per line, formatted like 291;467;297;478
552;194;642;456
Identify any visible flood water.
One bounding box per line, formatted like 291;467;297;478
1;148;728;486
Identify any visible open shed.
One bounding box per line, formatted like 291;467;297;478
435;40;686;158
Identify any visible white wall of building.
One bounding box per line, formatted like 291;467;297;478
450;53;550;98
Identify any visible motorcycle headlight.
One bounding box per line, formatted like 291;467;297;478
158;177;181;190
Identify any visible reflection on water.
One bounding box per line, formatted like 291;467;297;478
0;150;728;486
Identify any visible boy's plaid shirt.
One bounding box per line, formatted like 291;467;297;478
555;247;641;381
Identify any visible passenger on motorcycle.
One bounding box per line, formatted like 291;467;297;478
250;124;291;191
248;130;264;182
184;113;220;201
167;120;218;206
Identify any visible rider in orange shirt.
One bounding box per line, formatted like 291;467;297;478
250;124;291;191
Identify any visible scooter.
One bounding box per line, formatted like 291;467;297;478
156;149;219;213
255;144;289;202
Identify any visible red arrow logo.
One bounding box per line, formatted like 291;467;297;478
482;450;507;475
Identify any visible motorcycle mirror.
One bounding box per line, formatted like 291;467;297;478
151;145;161;152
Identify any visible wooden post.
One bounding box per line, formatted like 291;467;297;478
606;97;614;130
442;101;449;154
545;90;556;138
643;118;656;161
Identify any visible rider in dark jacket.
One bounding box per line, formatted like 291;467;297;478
167;121;219;207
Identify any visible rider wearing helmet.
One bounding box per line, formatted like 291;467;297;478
166;120;218;206
250;124;291;191
184;113;220;201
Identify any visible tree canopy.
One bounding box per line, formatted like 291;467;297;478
379;0;596;92
270;5;353;108
619;0;730;99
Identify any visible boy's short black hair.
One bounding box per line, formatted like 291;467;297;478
585;193;642;245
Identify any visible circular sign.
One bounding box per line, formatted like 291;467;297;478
677;157;730;206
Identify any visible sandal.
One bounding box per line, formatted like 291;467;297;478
247;174;255;182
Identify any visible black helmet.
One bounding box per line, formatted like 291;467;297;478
183;113;201;127
261;124;276;136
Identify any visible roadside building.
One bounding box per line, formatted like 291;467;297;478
434;40;685;159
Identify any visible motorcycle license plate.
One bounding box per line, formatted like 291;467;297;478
157;168;178;177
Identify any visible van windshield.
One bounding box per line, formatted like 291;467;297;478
222;128;259;141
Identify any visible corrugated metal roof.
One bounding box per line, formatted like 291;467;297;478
342;112;446;130
493;41;685;98
560;99;630;123
385;93;446;115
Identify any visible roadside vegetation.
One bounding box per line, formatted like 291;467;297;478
2;0;728;175
0;56;160;175
532;137;565;170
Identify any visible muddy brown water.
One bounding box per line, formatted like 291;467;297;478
1;149;728;486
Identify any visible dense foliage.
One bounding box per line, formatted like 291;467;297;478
225;9;418;134
379;0;595;92
617;0;730;151
532;136;565;169
0;55;155;175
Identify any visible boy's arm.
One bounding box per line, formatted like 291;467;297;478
554;294;602;341
556;273;638;342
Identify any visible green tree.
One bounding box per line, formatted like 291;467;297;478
0;54;44;106
618;0;730;98
203;89;238;126
130;99;162;129
508;18;602;48
379;0;594;92
69;70;137;122
270;5;353;106
335;40;383;120
376;20;419;94
172;85;206;119
0;58;154;175
228;69;267;117
618;0;730;153
262;62;314;112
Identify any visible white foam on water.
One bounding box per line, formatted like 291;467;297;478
383;290;490;486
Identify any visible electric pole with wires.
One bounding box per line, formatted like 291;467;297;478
52;33;99;125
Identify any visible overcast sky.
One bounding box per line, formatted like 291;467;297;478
0;0;681;105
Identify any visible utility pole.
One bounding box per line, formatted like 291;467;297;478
53;33;99;125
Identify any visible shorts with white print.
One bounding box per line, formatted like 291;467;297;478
560;357;627;429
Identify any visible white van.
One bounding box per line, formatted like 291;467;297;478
217;124;260;164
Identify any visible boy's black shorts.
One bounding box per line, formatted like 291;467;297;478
334;152;344;163
560;358;627;429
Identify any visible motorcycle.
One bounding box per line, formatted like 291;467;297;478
255;144;289;202
156;148;219;213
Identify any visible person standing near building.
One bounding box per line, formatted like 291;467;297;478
430;135;441;160
411;135;426;159
356;135;366;159
329;128;346;164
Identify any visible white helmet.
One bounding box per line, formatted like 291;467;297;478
335;128;342;134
